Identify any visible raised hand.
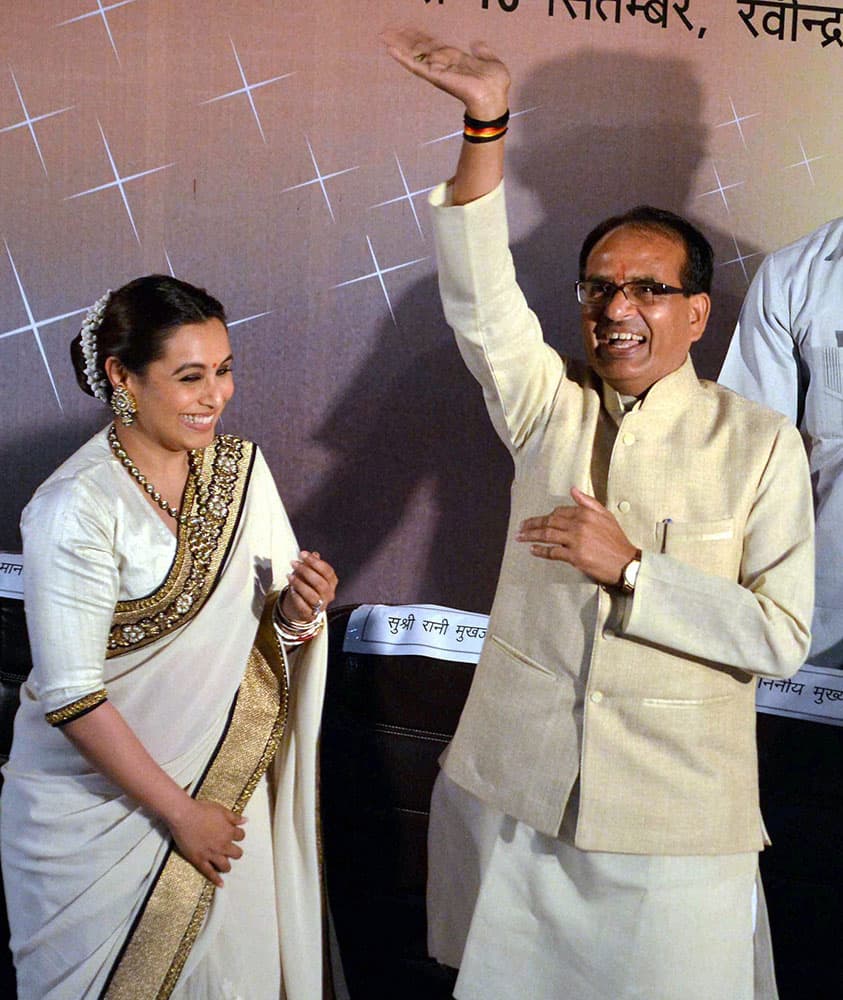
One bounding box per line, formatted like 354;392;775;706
379;25;510;120
516;487;639;586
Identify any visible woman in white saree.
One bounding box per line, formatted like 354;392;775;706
1;275;338;999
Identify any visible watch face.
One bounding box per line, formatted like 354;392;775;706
624;558;640;592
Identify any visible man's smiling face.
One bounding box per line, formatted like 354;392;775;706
580;224;710;397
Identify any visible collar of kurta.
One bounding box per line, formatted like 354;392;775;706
600;354;700;424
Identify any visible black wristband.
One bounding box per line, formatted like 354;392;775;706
463;109;510;130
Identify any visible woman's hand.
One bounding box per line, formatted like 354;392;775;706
64;702;247;888
166;798;247;889
283;550;338;622
379;26;510;121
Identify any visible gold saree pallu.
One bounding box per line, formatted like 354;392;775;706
101;592;289;1000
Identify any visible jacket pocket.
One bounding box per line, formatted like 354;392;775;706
659;516;739;576
641;694;733;708
806;346;843;437
489;634;557;678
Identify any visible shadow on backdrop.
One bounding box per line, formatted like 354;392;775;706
0;415;104;552
293;50;758;612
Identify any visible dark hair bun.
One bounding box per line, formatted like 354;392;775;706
69;275;226;400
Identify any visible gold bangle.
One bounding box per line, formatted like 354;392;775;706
273;590;325;645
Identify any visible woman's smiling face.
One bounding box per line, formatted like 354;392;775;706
119;317;234;454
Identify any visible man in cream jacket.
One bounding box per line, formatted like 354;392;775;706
381;28;814;1000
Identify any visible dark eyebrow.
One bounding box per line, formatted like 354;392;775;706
171;353;233;376
584;274;664;284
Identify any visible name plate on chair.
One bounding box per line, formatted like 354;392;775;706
0;552;24;600
344;602;843;726
343;604;489;664
756;664;843;728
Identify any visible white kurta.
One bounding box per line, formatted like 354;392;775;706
1;428;328;1000
719;218;843;669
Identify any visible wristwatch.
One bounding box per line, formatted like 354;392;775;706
620;552;641;594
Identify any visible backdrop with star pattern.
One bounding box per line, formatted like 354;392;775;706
1;0;840;610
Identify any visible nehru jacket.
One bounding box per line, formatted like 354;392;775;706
430;182;814;855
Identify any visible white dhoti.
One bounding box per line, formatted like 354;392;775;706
429;772;777;1000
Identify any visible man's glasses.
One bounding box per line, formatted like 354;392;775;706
575;280;687;308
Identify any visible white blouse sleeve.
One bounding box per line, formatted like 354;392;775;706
21;478;119;721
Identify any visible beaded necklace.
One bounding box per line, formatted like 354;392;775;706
108;424;194;523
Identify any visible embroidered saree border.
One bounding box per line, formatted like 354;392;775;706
45;688;107;727
102;593;289;1000
107;436;254;658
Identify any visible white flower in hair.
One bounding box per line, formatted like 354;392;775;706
80;290;112;402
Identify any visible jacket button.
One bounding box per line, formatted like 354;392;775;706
618;500;631;513
622;432;635;446
590;691;604;704
603;628;615;640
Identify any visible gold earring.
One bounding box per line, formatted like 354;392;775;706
110;384;137;426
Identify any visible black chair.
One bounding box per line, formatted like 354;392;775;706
321;606;473;999
756;712;843;999
0;594;29;999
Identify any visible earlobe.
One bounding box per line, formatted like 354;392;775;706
688;293;710;342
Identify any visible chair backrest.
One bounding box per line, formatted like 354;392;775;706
0;596;31;768
322;605;474;999
0;595;28;999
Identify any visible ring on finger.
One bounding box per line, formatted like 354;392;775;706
312;599;324;616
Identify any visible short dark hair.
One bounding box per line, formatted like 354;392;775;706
70;274;226;399
578;206;713;295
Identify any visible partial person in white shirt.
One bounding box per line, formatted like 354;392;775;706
720;217;843;671
719;218;843;999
